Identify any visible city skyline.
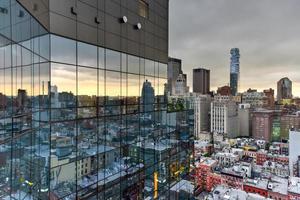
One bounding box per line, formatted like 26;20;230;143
169;0;300;96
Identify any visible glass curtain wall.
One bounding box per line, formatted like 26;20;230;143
0;0;50;199
0;0;193;199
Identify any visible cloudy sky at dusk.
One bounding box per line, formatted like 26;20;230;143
169;0;300;96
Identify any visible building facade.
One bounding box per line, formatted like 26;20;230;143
242;89;268;109
238;103;251;137
217;85;231;96
252;109;274;142
194;94;211;138
230;48;240;96
211;96;238;138
289;129;300;177
281;112;300;140
167;57;182;95
174;73;189;95
263;88;275;109
193;68;210;94
0;0;194;199
277;77;292;102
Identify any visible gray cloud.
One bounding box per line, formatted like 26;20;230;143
169;0;300;96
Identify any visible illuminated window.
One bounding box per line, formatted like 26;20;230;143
138;0;149;18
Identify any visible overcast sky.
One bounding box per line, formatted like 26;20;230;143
169;0;300;96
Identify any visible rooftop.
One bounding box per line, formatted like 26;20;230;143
244;178;268;190
209;185;266;200
170;179;194;194
269;176;288;195
288;177;300;195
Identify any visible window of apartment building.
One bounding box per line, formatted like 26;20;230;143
138;0;149;18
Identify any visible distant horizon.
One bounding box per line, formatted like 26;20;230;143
169;0;300;97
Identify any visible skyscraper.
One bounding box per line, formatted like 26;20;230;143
168;57;183;95
238;103;251;137
174;74;189;95
252;109;274;142
263;88;275;109
230;48;240;96
277;77;292;102
194;94;211;139
193;68;210;94
211;96;238;138
0;0;193;199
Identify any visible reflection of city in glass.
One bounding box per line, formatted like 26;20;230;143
0;1;193;199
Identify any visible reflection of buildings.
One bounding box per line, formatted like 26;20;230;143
141;80;155;113
0;0;193;199
230;48;240;96
17;89;27;109
277;77;292;102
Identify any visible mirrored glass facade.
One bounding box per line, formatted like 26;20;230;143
0;0;193;199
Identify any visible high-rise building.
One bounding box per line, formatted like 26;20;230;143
252;109;274;142
217;85;231;96
0;0;193;199
193;68;210;94
194;94;211;139
211;96;238;138
230;48;240;96
263;88;275;109
277;77;292;102
238;104;251;137
168;57;183;95
174;74;189;95
280;112;300;140
242;89;269;109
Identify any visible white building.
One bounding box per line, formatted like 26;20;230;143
174;74;189;95
214;152;240;167
242;90;267;108
289;129;300;177
194;94;211;139
211;95;238;138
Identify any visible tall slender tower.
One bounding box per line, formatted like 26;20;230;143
230;48;240;96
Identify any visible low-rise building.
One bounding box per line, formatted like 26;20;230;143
243;178;268;198
288;177;300;200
